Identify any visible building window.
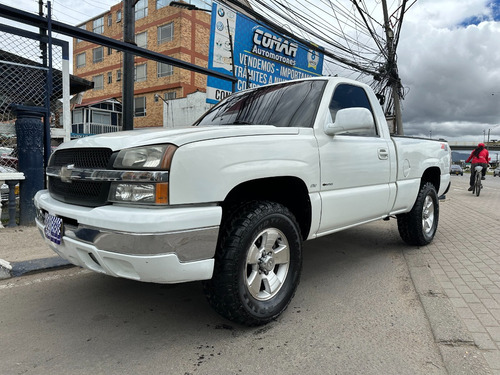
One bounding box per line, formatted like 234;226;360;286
165;91;177;100
93;17;104;34
135;0;148;20
156;0;169;9
135;31;147;49
158;23;174;44
107;47;112;55
93;74;104;90
93;47;104;63
134;63;147;82
76;52;86;68
117;69;122;81
93;111;111;125
107;72;112;84
157;62;173;77
73;109;83;124
117;10;122;22
107;14;112;27
76;24;86;43
134;97;146;117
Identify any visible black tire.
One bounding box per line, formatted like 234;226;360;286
397;182;439;246
203;201;302;326
475;173;481;196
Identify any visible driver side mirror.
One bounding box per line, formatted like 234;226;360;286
324;107;375;136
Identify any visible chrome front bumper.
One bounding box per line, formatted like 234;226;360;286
37;212;219;262
34;190;221;283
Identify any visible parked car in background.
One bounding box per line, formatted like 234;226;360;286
494;167;500;177
0;165;19;205
450;164;463;176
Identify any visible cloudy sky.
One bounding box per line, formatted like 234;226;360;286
398;0;500;143
1;0;500;143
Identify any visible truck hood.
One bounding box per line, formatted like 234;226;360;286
57;126;300;151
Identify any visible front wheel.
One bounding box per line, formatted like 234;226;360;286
397;182;439;246
203;201;302;326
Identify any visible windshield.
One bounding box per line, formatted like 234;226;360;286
195;80;327;128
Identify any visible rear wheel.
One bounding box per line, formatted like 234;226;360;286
397;182;439;246
476;173;481;196
203;201;302;326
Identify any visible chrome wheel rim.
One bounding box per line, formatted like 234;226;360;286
422;195;435;235
245;228;290;301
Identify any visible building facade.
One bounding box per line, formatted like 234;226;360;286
73;0;213;130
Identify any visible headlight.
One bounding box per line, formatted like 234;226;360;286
110;144;176;205
113;144;177;170
109;182;169;204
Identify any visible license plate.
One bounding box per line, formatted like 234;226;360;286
44;213;63;245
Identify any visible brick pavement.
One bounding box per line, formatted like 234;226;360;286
421;175;500;373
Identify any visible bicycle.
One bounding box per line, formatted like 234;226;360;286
472;165;483;196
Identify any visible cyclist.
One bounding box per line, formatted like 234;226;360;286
466;143;489;191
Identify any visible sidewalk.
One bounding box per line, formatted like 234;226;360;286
0;224;71;278
0;176;499;373
417;176;500;373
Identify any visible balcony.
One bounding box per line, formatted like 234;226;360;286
71;122;122;138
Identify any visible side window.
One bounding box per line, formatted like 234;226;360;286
93;17;104;34
92;47;104;63
134;97;146;117
329;84;377;136
76;52;86;68
158;23;174;44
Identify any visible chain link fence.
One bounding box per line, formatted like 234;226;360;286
0;23;64;225
1;28;63;170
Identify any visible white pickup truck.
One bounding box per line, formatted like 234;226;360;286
35;77;451;326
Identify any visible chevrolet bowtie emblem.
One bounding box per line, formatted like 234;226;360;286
60;164;75;183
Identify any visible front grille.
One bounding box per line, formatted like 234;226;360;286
50;148;113;168
48;148;114;207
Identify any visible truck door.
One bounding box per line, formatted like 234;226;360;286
315;83;393;235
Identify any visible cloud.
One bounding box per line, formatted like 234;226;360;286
397;0;500;141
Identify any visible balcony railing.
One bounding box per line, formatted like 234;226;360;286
72;122;122;136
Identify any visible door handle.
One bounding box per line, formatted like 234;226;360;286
378;148;389;160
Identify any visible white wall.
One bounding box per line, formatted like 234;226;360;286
163;91;213;128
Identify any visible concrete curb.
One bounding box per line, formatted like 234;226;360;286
0;258;13;279
404;248;491;375
0;256;73;279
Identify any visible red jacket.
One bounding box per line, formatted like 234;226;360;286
466;148;489;164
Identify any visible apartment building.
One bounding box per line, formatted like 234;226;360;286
73;0;213;131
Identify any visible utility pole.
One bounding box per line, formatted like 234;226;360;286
381;0;403;135
122;0;136;131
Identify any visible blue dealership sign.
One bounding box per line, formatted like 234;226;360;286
207;1;324;104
